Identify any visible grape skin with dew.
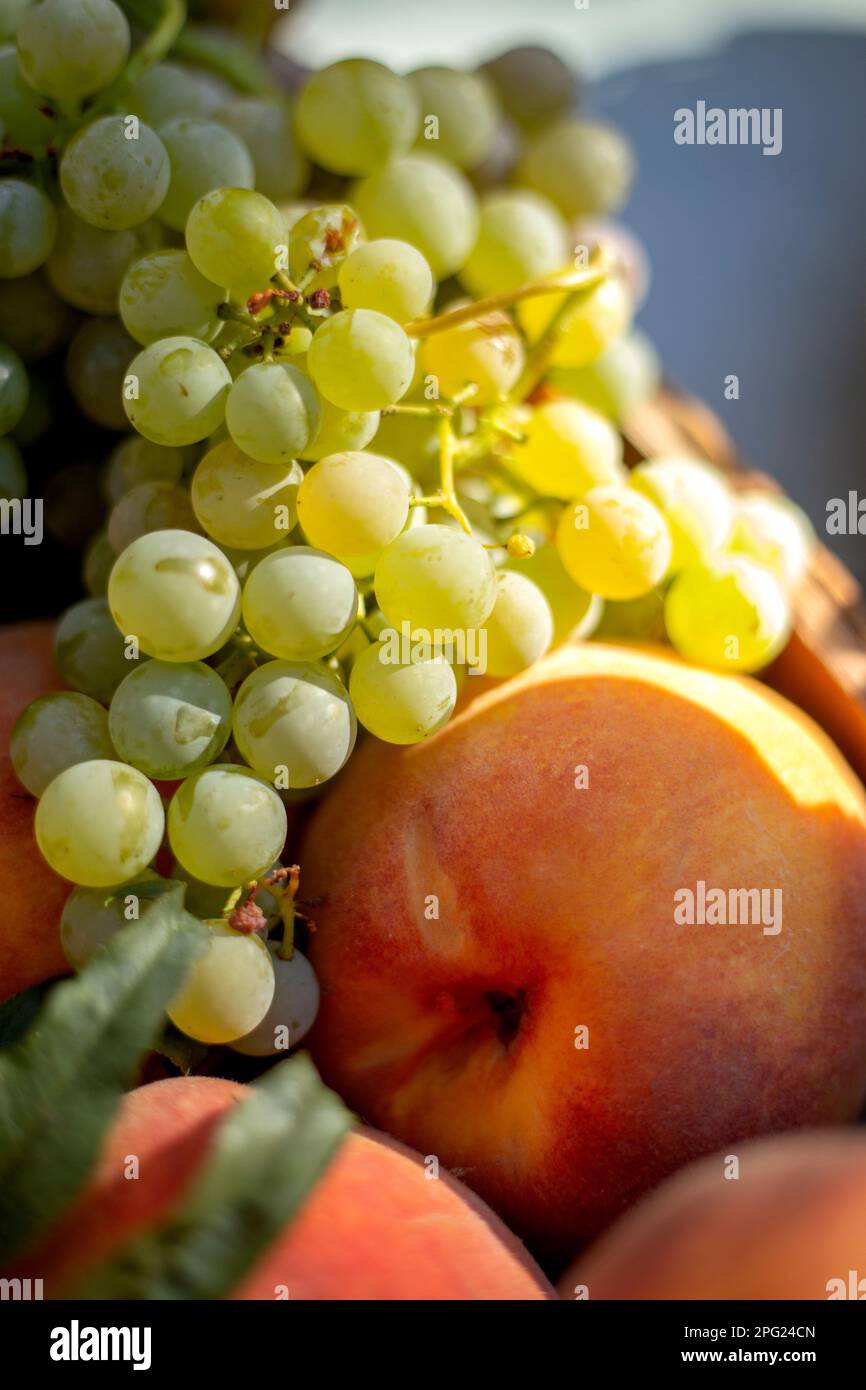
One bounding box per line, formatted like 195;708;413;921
185;187;285;299
61;873;168;971
479;571;554;677
242;546;358;662
60;117;170;232
109;659;232;781
123;336;231;447
557;485;672;601
233;660;357;788
225;361;321;465
168;921;275;1045
297;451;411;567
375;523;497;632
108;529;241;662
11;692;114;797
16;0;130;103
119;249;223;346
55;596;146;705
665;555;792;674
461;189;569;297
338;239;434;324
353;153;479;280
168;763;288;888
349;643;457;746
307;309;415;413
191;442;302;551
231;944;321;1057
35;759;165;888
0;179;57;277
508;398;625;500
295;58;419;177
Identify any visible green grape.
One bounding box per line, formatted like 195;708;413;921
307;308;414;412
61;874;167;970
167;921;275;1045
191;440;302;549
375;523;496;631
11;691;114;796
300;397;380;462
233;660;356;788
297;450;410;567
230;943;320;1056
104;435;191;503
46;205;162;316
55;596;146;704
17;0;129;102
109;658;232;780
508;399;625;500
242;546;358;661
83;528;115;596
595;589;667;644
127;61;210;128
0;43;58;150
353;153;479;279
504;543;601;646
0;341;28;433
516;119;635;221
123;336;231;446
338;239;433;323
409;65;498;170
108;529;241;662
349;640;456;745
461;189;569;297
225;361;321;465
296;58;419;177
35;759;164;888
729;491;814;591
0;1;30;43
549;328;661;422
557;485;671;600
665;555;791;673
288;204;363;292
10;368;49;443
631;456;735;575
185;187;284;299
218;97;308;201
171;857;284;923
479;570;553;676
479;45;577;131
119;249;222;346
107;480;199;553
420;308;523;404
167;763;287;887
518;273;632;368
157;116;255;232
0;272;77;358
0;435;26;497
66;317;135;431
0;178;57;276
60;116;170;231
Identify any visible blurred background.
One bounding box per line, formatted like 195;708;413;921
275;0;866;580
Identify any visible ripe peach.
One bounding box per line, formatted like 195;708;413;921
301;642;866;1255
560;1129;866;1299
7;1076;553;1300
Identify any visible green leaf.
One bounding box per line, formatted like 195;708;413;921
0;886;207;1264
0;981;57;1051
153;1023;210;1076
70;1053;352;1300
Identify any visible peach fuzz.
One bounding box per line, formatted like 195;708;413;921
301;642;866;1255
560;1129;866;1299
5;1076;553;1300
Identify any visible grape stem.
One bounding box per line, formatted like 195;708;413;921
91;0;187;119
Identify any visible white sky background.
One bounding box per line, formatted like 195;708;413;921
276;0;866;76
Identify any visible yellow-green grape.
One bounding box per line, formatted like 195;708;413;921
17;0;130;102
297;451;410;569
338;239;434;323
123;336;231;446
185;187;285;300
83;528;115;596
0;178;57;277
0;340;27;433
230;943;320;1057
420;309;523;404
375;522;496;630
508;399;625;500
631;456;735;575
242;545;358;661
729;491;814;591
127;60;211;127
157;117;255;232
108;529;241;661
665;555;791;673
549;327;661;422
66;318;136;432
60;116;170;231
409;65;498;170
479;570;553;676
504;543;602;646
461;189;569;297
168;763;287;887
353;153;479;279
103;435;191;503
233;660;356;787
0;43;58;151
46;206;161;316
296;58;419;177
35;759;164;888
307;308;414;412
518;273;632;368
516;118;635;221
10;370;50;444
349;641;456;744
218;97;309;201
11;691;114;797
55;596;146;704
557;485;671;600
107;481;200;554
478;45;577;132
109;659;232;780
595;589;668;644
0;271;77;358
119;249;222;346
225;361;321;465
168;921;275;1045
60;874;167;970
191;440;301;550
300;398;380;462
288;203;363;292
